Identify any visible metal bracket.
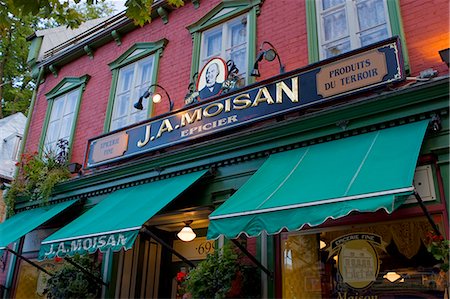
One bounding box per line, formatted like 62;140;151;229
414;191;441;236
6;248;53;276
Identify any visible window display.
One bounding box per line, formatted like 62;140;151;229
281;217;447;298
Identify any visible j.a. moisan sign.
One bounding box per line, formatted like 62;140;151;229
86;38;404;168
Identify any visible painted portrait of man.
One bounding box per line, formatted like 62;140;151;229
197;58;227;100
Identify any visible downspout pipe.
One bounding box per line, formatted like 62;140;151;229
14;66;44;178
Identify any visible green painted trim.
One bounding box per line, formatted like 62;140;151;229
305;0;320;63
49;64;58;78
38;100;54;156
387;0;410;74
148;50;163;117
39;75;90;156
192;0;200;9
101;249;114;297
187;0;262;34
26;36;43;67
157;7;169;24
45;75;90;99
108;39;168;70
104;40;168;131
189;32;202;80
104;69;120;133
84;45;94;59
187;0;262;83
66;84;86;159
16;67;44;177
247;5;258;84
111;30;122;46
3;242;19;299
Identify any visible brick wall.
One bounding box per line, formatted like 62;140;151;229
24;0;449;166
400;0;450;76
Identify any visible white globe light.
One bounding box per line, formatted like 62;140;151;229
177;226;196;242
152;93;162;103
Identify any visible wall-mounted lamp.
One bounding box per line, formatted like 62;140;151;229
177;220;196;242
251;41;285;77
439;48;449;67
134;84;174;112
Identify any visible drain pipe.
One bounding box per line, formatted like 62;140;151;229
14;66;44;178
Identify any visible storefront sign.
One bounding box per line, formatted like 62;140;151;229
326;233;386;294
172;237;215;262
39;231;139;259
86;38;403;168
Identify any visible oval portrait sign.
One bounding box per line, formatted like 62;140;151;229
196;57;228;100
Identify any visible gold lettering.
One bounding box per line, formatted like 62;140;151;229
203;103;224;117
276;77;298;103
180;108;202;127
338;292;347;299
137;125;151;148
232;94;252;110
156;119;174;138
224;98;231;112
252;87;274;107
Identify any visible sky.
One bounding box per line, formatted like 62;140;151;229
110;0;126;13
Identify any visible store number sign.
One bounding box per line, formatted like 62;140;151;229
172;237;215;262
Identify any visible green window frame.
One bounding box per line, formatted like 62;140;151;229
39;75;90;157
187;0;263;86
306;0;409;72
104;39;168;132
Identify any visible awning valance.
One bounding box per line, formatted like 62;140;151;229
0;200;77;250
39;170;207;260
207;121;429;239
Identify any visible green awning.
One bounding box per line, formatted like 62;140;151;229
0;200;77;250
208;121;428;239
39;170;207;260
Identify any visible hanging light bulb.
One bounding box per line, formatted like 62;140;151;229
177;220;196;242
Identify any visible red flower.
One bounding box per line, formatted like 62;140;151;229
177;271;186;282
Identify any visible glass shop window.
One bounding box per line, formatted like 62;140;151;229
281;217;447;298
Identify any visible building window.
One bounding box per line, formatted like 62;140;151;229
188;0;263;89
111;55;155;131
306;0;409;69
200;15;249;86
40;75;89;155
317;0;390;59
44;89;80;151
106;39;168;132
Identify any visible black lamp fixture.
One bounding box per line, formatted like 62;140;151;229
134;84;174;112
251;41;285;77
439;48;449;67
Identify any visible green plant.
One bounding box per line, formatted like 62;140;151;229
185;244;239;299
5;139;71;215
184;243;261;299
426;231;450;272
45;254;101;299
